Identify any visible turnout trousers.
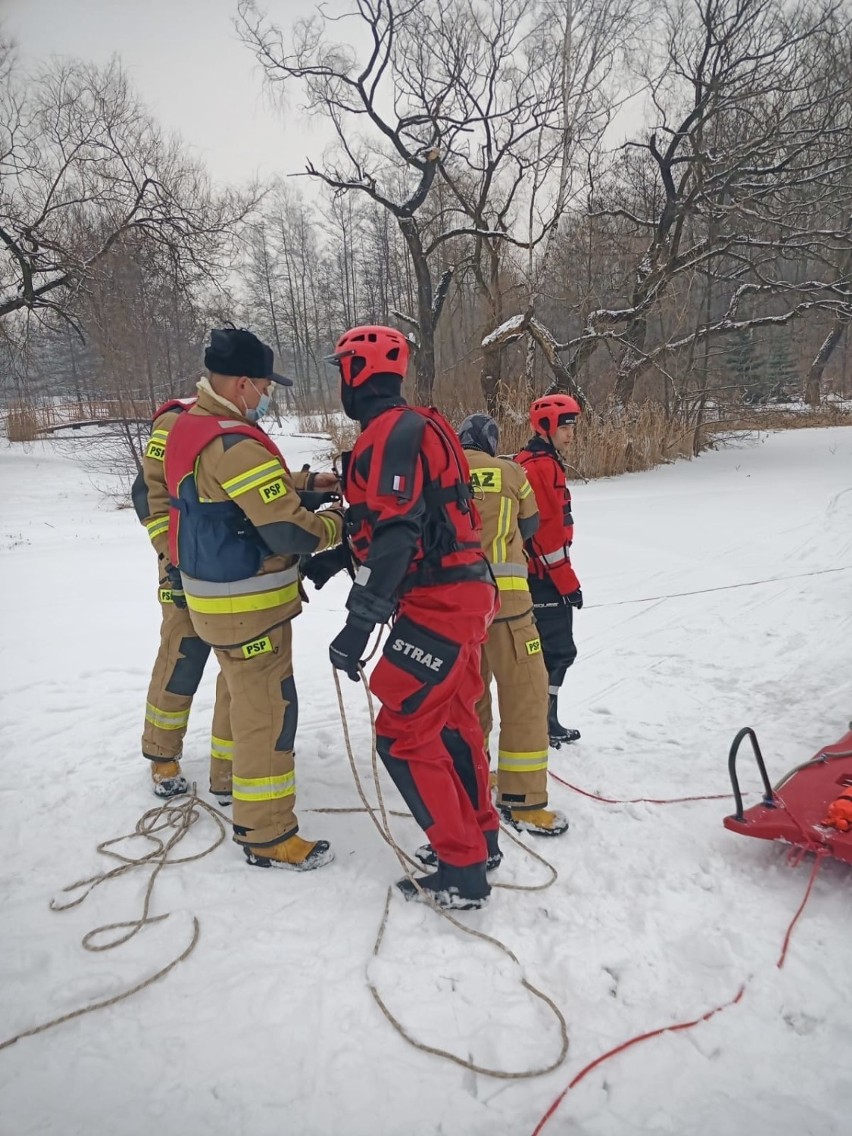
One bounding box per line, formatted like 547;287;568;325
213;621;299;847
142;581;232;794
477;608;550;811
528;574;577;690
371;580;500;868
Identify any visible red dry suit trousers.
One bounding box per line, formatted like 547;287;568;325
371;580;500;868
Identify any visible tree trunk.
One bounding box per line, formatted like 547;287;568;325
399;217;435;404
805;318;847;407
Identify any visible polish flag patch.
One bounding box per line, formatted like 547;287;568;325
392;475;406;493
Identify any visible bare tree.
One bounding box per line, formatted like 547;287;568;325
0;54;253;330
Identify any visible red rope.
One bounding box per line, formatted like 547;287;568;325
548;770;730;805
776;853;824;968
530;854;824;1134
530;987;746;1136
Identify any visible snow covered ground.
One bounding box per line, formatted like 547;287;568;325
1;423;850;1136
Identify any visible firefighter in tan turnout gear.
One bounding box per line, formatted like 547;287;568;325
458;414;569;837
164;327;344;872
132;397;234;803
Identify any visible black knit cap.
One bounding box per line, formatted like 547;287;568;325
204;328;293;387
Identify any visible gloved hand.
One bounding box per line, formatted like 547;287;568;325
301;543;353;589
329;618;372;682
298;489;342;512
565;588;583;610
165;563;187;609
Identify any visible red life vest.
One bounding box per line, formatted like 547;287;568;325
165;412;285;580
516;437;577;591
343;404;486;589
152;397;197;420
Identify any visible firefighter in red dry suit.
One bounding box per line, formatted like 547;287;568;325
303;325;501;910
516;394;584;746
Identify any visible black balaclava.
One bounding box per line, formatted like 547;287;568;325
457;413;499;457
341;372;406;427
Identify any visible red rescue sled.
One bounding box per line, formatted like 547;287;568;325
724;726;852;863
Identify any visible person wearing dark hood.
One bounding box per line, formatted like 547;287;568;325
164;327;344;872
447;413;568;837
516;395;584;746
304;325;501;910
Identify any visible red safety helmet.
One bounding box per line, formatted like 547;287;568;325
329;325;410;388
530;394;581;436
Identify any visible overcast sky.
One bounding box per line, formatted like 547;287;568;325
3;0;328;188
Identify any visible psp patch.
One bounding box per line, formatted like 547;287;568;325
259;478;287;504
146;440;166;461
384;615;461;685
525;637;542;656
242;635;274;659
159;587;174;604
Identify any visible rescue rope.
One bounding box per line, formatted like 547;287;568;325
333;665;569;1079
0;791;228;1053
530;850;826;1134
587;564;852;610
549;770;730;805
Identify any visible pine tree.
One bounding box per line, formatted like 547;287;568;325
727;330;768;404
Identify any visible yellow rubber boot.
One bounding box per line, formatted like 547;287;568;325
150;759;188;799
500;806;569;837
243;834;334;872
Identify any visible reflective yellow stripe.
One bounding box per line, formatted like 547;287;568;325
211;735;233;761
150;428;169;440
519;479;533;499
221;460;284;499
232;771;295;801
495;576;530;592
497;749;548;772
145;703;190;730
145;516;169;538
319;512;338;546
185;581;299;615
491;497;512;563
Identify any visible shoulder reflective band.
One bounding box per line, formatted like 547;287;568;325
221;459;284;500
146;428;169;461
519;479;533;499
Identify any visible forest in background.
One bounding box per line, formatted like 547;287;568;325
2;0;851;477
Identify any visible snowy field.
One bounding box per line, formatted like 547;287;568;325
1;423;850;1136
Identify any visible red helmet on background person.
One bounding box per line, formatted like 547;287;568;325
329;325;410;388
530;394;581;437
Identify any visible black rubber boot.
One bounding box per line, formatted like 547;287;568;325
396;860;491;910
548;694;580;746
415;829;503;872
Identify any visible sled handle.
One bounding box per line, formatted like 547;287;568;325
728;727;775;821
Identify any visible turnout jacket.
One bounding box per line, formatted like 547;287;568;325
132;398;196;562
163;382;343;648
465;449;539;620
515;436;580;596
342;400;490;627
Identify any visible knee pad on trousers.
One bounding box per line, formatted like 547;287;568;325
377;735;435;832
275;675;298;752
166;636;211;697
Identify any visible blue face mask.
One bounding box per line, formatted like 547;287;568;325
245;382;271;423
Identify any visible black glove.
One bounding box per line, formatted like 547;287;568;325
329;618;372;682
298;490;342;512
565;588;583;610
301;543;353;589
165;563;187;609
